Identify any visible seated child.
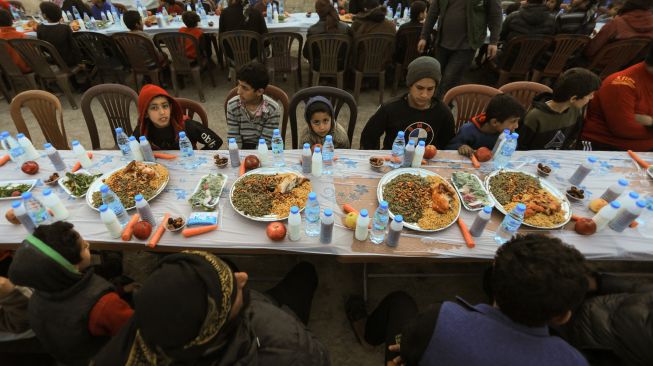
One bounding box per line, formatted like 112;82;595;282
8;222;133;365
123;10;169;67
158;0;183;15
519;68;600;150
135;84;223;150
36;2;82;67
179;11;203;60
301;96;351;149
446;94;525;157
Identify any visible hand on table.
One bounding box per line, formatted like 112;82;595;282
458;145;474;157
635;114;653;127
387;343;405;366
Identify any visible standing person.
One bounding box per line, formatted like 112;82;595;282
361;56;455;149
417;0;503;99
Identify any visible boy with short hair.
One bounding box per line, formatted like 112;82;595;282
123;10;168;67
179;11;203;60
519;68;600;150
446;94;525;157
226;61;281;149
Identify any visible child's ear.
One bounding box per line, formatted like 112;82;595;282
569;95;579;103
488;118;499;126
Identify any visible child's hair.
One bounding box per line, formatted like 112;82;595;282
0;9;12;26
33;222;83;265
236;61;270;91
485;94;525;122
551;68;601;103
40;1;62;22
162;0;176;5
410;0;427;22
123;10;143;31
182;11;200;27
491;234;588;327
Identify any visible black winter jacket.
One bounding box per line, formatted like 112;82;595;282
500;4;556;42
555;9;597;35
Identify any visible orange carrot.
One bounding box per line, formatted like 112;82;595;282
121;214;141;241
239;160;246;176
343;204;359;214
457;217;475;248
0;154;9;166
71;152;93;172
153;152;177;160
383;156;392;161
182;224;218;237
421;159;427;165
627;150;650;169
630;221;639;228
470;155;480;169
148;213;169;248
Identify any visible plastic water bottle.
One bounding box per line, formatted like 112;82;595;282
22;192;51;227
494;203;526;244
229;138;241;168
139;136;155;162
3;132;26;164
637;204;653;238
267;2;272;23
320;209;334;244
405;7;410;20
569;156;597;187
396;3;402;17
179;131;194;158
304;192;320;237
609;194;645;233
273;5;279;23
42;188;69;221
256;138;269;166
599;178;628;202
370;201;390;244
128;136;144;161
355;209;370;241
16;133;38;160
312;147;323;177
135;194;156;226
390;131;405;168
491;129;510;156
386;215;403;247
470;205;493;237
12;201;35;233
198;4;207;20
0;131;12;161
288;205;302;241
99;204;123;238
44;143;66;171
156;13;164;27
161;6;168;17
271;129;285;167
100;184;130;226
322;135;335;175
411;141;425;167
279;0;284;14
115;128;131;157
386;6;393;19
403;140;415;168
72;5;81;19
302;143;312;174
334;2;338;12
592;200;621;231
101;11;108;21
494;134;515;170
72;140;93;169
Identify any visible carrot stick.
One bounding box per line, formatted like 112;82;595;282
71;152;93;172
121;214;141;241
153;152;177;160
470;155;480;168
0;154;9;166
627;150;650;169
630;221;639;228
421;159;427;165
182;224;218;237
239;160;246;176
457;217;475;248
148;213;169;248
343;204;359;214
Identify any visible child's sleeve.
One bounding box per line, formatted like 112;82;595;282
185;120;223;150
226;101;242;146
261;104;280;143
444;124;471;150
517;111;539;150
88;292;134;337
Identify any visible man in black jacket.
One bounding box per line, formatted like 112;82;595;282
500;0;556;42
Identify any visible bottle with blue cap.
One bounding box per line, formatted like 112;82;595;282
139;136;155;162
312;147;323;177
1;131;26;164
320;208;334;244
135;194;156;226
257;138;269;166
411;140;425;167
370;201;390;244
600;178;628;202
386;215;403;247
593;200;621;231
12;200;35;233
178;131;194;159
44;143;67;171
355;209;370;241
288;205;302;241
470;205;493;237
271;129;285;166
608;193;645;232
495;202;526;244
569;156;597;187
228;138;241;168
267;2;273;23
494;134;517;170
302;143;312;174
115;128;131;157
491;129;511;156
128;136;144;161
16;133;39;160
100;184;130;226
99;204;123;238
637;202;653;238
22;192;51;227
72;140;93;169
403;140;415;168
322;135;335;175
304;192;320;236
390;131;405;168
42;188;69;220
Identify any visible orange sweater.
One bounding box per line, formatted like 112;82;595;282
88;292;133;336
0;26;31;73
179;26;203;59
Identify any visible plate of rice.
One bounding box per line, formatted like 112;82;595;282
229;168;312;221
377;168;461;232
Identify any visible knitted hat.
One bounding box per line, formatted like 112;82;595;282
406;56;442;87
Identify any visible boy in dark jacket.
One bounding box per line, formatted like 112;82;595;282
37;2;81;67
519;68;600;150
500;0;556;42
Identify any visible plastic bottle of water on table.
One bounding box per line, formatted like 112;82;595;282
72;140;93;169
257;138;269;166
494;202;526;244
229;138;241;168
302;143;312;174
139;136;156;162
355;209;370;241
135;194;156;226
304;192;320;237
370;201;389;244
390;131;405;168
470;205;493;237
44;143;66;171
569;156;597;187
494;134;516;170
267;2;272;23
312;147;323;177
100;184;130;226
609;196;645;233
2;132;26;165
42;188;69;221
322;135;335;175
115;128;131;158
637;204;653;238
271;129;285;167
21;192;51;227
403;140;415;168
16;133;39;160
599;178;628;202
12;200;35;233
178;132;195;168
288;206;302;241
491;129;510;156
592;201;621;231
386;215;403;247
99;204;123;238
128;136;144;161
0;131;13;161
411;141;425;167
320;209;334;244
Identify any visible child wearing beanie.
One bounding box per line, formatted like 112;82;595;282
301;96;351;148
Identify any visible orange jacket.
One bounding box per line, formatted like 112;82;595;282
179;26;203;59
0;26;31;73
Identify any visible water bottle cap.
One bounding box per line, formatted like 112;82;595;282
44;143;52;149
259;139;266;144
510;133;519;139
394;215;403;223
273;129;280;135
21;192;32;199
43;188;52;196
618;178;628;186
503;129;510;134
115;127;123;133
629;191;640;199
515;203;526;211
483;205;493;214
379;200;388;209
587;156;597;163
0;131;8;137
314;147;321;153
308;192;317;200
99;204;108;212
290;206;299;214
325;135;333;142
360;209;368;217
11;201;21;208
324;208;333;216
303;143;310;149
636;200;646;208
16;133;24;138
179;131;186;138
229;138;236;143
610;201;621;209
100;184;109;193
72;140;80;146
130;136;138;141
397;131;404;138
408;140;415;145
135;194;143;201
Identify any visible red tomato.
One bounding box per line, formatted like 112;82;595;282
424;145;437;159
21;161;39;175
11;190;22;197
244;155;260;170
133;221;153;240
266;222;287;241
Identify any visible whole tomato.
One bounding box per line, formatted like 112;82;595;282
21;161;39;175
574;218;597;236
424;145;437;159
266;222;287;241
133;221;153;240
339;9;346;15
244;155;260;170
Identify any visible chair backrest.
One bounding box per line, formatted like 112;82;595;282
500;35;553;79
262;32;303;73
443;84;502;133
288;86;358;149
498;81;552;111
0;39;24;78
81;83;138;149
223;85;290;144
73;31;126;71
153;32;202;73
111;32;162;73
540;34;590;77
395;25;422;70
352;33;395;73
219;30;262;69
8;38;71;79
177;97;209;128
587;38;651;79
10;90;67;149
306;34;351;74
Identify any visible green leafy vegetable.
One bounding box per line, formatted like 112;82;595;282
63;172;101;197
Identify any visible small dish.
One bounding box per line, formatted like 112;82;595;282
44;172;61;186
566;186;585;203
214;154;228;169
537;163;552;178
165;216;186;232
369;156;385;172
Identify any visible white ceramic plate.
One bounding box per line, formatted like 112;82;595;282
58;170;100;198
0;180;37;200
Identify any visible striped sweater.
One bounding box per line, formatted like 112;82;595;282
226;95;280;149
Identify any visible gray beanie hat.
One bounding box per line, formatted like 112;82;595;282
406;56;442;87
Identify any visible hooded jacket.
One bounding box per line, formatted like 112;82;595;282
134;84;222;150
518;92;584;150
500;4;556;42
583;9;653;58
555;8;597;35
445;113;502;150
301;97;351;149
351;6;397;36
0;26;31;73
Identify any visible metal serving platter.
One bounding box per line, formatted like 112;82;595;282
0;180;37;200
450;172;494;212
229;167;309;222
189;173;228;210
484;169;572;229
377;168;461;232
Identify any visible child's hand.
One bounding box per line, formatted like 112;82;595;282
458;145;474;157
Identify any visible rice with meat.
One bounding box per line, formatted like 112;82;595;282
504;201;566;227
232;173;312;218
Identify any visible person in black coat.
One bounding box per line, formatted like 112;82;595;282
37;2;81;67
555;0;598;35
500;0;556;42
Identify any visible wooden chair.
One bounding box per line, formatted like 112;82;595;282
153;32;216;102
81;84;138;149
497;35;553;86
178;97;209;128
73;31;128;84
219;30;262;81
498;81;552;111
305;34;351;90
531;34;590;83
111;32;168;90
0;39;36;101
9;38;83;109
586;38;651;79
393;25;422;96
262;32;303;91
443;84;502;133
351;33;395;104
223;85;289;144
288;86;357;149
10;90;68;149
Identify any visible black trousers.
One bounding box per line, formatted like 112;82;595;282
265;261;318;325
364;291;418;362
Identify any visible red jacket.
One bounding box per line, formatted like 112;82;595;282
179;26;203;59
0;26;31;73
584;10;653;58
88;292;133;336
582;62;653;151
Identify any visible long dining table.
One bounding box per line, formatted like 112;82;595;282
0;149;651;261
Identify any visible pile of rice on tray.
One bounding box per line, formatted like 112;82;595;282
232;173;312;218
92;161;169;208
382;173;460;230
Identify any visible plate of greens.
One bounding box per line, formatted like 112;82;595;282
0;180;37;200
59;170;102;198
189;173;228;211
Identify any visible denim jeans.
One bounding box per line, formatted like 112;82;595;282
435;46;477;100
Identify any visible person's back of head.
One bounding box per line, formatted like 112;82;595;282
182;10;200;28
551;67;601;103
363;0;380;11
33;221;84;265
492;234;589;327
0;9;12;26
485;94;526;124
123;10;143;31
618;0;653;14
40;1;62;23
410;0;427;23
236;61;269;91
315;0;340;32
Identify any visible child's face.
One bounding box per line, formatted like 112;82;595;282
237;81;263;106
310;111;332;137
493;117;520;133
571;92;595;109
546;0;557;10
76;237;92;271
147;96;172;128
